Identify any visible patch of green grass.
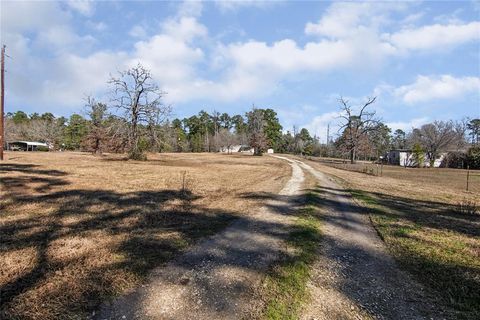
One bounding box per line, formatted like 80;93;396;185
346;187;480;319
261;191;322;320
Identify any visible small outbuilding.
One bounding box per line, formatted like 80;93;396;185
386;149;445;167
7;141;50;151
238;145;254;153
220;144;243;153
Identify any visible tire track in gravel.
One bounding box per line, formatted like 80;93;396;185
291;159;448;320
96;156;304;320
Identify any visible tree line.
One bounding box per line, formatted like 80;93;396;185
3;64;480;167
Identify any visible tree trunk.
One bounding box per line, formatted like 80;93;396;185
350;147;356;164
94;137;101;155
429;152;435;168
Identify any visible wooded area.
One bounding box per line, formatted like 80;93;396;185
3;65;480;168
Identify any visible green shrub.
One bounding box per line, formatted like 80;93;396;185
412;143;425;168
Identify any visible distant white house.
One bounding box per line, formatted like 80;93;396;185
219;144;255;153
7;141;51;151
219;145;274;154
238;145;254;153
220;144;243;153
386;149;445;167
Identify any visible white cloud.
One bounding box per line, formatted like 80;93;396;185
400;12;425;26
35;26;96;51
129;25;147;38
2;0;480;115
386;117;429;132
133;34;204;83
177;0;203;18
302;111;343;143
43;51;127;104
387;22;480;51
1;1;69;33
305;2;480;58
215;0;280;12
225;39;353;73
433;8;464;24
394;75;480;104
64;0;95;16
86;21;107;31
1;1;124;109
305;2;405;39
8;50;127;108
162;17;208;41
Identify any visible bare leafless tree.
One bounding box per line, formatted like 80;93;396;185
29;119;63;148
338;96;380;163
409;120;465;167
109;63;170;160
218;128;239;154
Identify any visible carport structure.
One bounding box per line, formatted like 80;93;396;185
7;141;49;151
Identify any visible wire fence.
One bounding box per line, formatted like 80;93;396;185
304;156;479;192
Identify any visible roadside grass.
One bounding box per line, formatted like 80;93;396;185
306;155;480;195
346;187;480;319
295;156;480;319
0;152;290;320
261;190;322;320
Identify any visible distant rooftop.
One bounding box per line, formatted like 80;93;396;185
9;141;48;147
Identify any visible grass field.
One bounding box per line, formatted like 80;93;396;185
0;151;290;320
307;156;480;196
299;156;480;319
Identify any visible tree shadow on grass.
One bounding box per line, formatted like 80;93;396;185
95;187;307;320
243;186;480;319
312;185;480;238
0;163;238;320
93;183;478;320
0;163;67;176
311;185;479;318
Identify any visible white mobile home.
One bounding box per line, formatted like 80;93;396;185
387;149;445;168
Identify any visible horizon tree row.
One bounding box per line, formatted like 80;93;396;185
3;64;479;166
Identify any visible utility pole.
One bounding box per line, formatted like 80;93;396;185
326;122;330;146
0;45;5;161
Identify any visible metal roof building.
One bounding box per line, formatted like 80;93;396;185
7;141;50;151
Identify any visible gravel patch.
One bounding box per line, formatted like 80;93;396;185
294;160;448;320
95;157;304;320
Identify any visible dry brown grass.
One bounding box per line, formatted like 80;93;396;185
0;151;290;320
306;157;479;201
295;156;480;318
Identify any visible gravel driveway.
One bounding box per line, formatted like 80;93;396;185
96;157;447;320
96;156;304;320
294;159;448;320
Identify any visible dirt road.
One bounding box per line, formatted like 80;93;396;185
97;157;445;320
96;157;305;319
293;159;446;320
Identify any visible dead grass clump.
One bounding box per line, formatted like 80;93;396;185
456;198;479;215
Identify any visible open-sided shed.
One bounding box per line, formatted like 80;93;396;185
7;141;49;151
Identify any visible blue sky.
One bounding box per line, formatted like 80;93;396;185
1;0;479;141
